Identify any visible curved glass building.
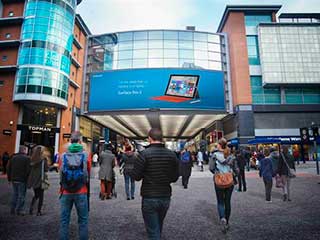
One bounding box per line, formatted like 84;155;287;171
88;30;227;72
14;0;79;107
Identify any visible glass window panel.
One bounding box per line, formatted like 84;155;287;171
17;85;26;93
252;94;265;104
132;59;148;68
17;76;27;85
194;32;208;42
208;34;220;43
208;43;221;52
118;41;133;51
247;46;258;56
179;40;193;49
246;36;256;45
133;49;148;59
118;32;133;42
179;49;194;59
134;31;148;40
285;95;303;104
163;31;178;40
179;59;194;68
118;50;133;60
149;31;163;40
208;61;222;70
149;49;163;58
194;50;208;60
208;52;221;61
304;95;320;104
118;60;132;69
179;31;193;40
163;40;178;49
27;85;41;93
251;86;263;94
194;41;208;51
133;40;148;49
264;94;281;104
148;58;163;68
194;59;208;69
148;40;163;48
164;49;178;58
163;58;179;67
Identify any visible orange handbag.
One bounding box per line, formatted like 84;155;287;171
214;172;234;189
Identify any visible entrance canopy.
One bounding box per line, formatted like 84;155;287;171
87;111;226;140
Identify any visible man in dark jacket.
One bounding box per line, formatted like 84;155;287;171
7;146;30;215
131;128;179;240
236;150;247;192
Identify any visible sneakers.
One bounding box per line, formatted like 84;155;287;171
220;218;227;234
131;197;135;200
266;200;272;203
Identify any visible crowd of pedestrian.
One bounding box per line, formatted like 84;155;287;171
3;128;303;240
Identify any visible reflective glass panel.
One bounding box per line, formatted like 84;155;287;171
164;40;178;49
163;58;179;67
194;32;208;42
149;31;163;40
194;41;208;51
179;49;194;59
148;58;163;68
163;31;178;40
118;50;133;60
179;31;193;40
164;49;179;58
134;31;148;40
179;40;193;49
208;34;220;43
118;32;133;41
133;59;148;68
149;49;163;58
133;49;148;59
148;40;163;48
134;40;148;49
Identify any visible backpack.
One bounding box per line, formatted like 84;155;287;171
60;152;88;193
181;151;191;163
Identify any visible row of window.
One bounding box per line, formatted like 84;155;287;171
91;31;222;45
28;0;76;15
250;76;320;104
23;19;73;35
25;8;74;26
245;15;272;27
21;40;71;58
247;36;260;65
16;85;68;100
90;58;223;71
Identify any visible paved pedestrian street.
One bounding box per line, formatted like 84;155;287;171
1;163;320;240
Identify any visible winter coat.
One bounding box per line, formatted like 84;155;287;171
270;151;279;175
27;158;48;189
259;157;273;181
179;151;192;178
131;143;179;198
121;152;137;175
278;153;295;176
7;153;31;183
98;150;115;181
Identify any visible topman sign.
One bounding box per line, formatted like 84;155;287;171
28;126;52;132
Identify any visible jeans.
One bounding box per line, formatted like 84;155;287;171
214;185;234;223
11;182;27;214
124;174;135;198
60;194;88;240
30;188;44;213
237;169;246;191
142;197;171;240
263;179;273;201
281;175;291;199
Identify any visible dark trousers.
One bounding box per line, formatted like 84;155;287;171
182;175;190;188
11;182;27;214
142;197;171;240
30;188;44;213
263;179;273;201
237;169;246;191
2;159;8;174
214;185;234;223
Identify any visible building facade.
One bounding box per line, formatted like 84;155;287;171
0;0;95;157
217;6;320;158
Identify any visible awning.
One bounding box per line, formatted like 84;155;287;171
248;138;281;145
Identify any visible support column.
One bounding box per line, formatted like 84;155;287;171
14;106;23;153
55;109;61;154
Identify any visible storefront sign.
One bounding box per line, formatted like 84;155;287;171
3;129;12;136
28;126;51;132
63;133;71;138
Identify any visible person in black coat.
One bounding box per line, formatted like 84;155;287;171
2;151;10;175
179;148;193;189
236;149;247;192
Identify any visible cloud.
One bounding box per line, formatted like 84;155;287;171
77;0;197;34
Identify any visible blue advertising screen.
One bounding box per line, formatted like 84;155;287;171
88;68;225;111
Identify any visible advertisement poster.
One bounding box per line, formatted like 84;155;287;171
88;68;225;111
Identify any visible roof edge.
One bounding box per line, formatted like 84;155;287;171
75;14;92;36
217;5;282;32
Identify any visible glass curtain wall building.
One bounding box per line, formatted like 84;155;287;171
88;30;226;72
13;0;78;107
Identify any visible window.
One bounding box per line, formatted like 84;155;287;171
8;11;14;17
0;80;4;86
246;36;260;65
2;56;8;62
5;33;11;39
250;76;280;104
245;15;272;27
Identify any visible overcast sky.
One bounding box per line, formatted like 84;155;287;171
77;0;320;35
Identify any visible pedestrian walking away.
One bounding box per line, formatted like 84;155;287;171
121;144;137;200
209;138;238;234
197;150;204;172
179;148;192;189
278;145;296;202
92;152;98;167
2;151;10;175
27;145;50;216
259;147;274;202
98;144;116;200
131;128;179;240
7;146;30;216
59;131;91;240
235;149;247;192
243;147;251;171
